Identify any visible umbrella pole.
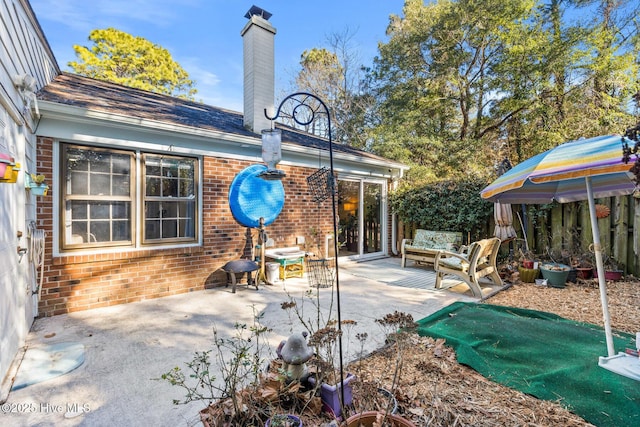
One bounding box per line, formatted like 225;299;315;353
585;177;615;357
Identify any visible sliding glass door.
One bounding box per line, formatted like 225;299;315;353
337;178;386;259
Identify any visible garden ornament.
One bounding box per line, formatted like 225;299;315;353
277;331;314;380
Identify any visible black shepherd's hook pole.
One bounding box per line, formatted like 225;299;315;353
264;92;346;412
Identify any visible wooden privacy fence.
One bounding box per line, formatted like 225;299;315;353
399;194;640;276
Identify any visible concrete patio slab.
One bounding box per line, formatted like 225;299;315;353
1;257;476;427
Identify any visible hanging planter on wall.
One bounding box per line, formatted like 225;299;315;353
0;152;19;183
25;172;49;196
1;162;20;183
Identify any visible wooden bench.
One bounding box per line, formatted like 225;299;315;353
401;229;463;268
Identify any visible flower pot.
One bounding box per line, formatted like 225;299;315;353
518;266;539;283
28;184;49;196
0;154;17;182
596;270;623;281
308;372;355;418
25;172;49;195
265;414;302;427
576;267;594;280
345;411;416;427
540;263;571;288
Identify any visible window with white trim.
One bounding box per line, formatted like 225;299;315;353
142;154;197;243
61;144;199;250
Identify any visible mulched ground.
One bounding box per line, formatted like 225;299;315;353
344;277;639;427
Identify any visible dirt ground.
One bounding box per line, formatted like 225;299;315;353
346;278;640;427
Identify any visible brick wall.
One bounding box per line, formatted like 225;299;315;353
36;137;334;316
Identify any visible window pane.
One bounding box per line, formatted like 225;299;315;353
112;175;130;196
72;159;89;172
146;220;160;240
70;171;88;194
363;182;382;254
112;155;130;175
90;174;110;195
147;162;161;176
146;177;161;196
162;178;178;197
71;222;87;238
338;180;360;255
112;202;130;219
179;218;195;238
162;159;179;178
179;179;194;198
164;202;178;217
90;222;110;242
90;203;110;219
113;220;131;241
65;147;131;197
162;220;178;238
146;201;161;219
91;155;111;173
71;201;87;219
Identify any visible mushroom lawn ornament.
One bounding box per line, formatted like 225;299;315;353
277;331;314;380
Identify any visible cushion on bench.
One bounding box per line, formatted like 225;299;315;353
409;230;462;251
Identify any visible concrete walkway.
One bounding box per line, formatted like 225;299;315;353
2;257;476;427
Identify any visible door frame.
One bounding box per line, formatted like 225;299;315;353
337;176;388;261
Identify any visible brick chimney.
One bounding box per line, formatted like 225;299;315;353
241;6;276;134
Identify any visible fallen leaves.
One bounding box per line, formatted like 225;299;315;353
343;278;640;426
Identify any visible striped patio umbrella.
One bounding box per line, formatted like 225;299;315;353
481;135;638;377
482;135;636;203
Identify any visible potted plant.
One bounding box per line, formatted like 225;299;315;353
515;244;539;283
345;411;416;427
25;172;49;196
562;246;596;281
518;262;539;283
539;263;571;288
599;254;624;281
574;256;594;280
306;371;355;417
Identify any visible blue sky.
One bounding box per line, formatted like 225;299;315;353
30;0;406;111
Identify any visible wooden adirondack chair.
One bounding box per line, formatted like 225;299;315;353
434;237;503;298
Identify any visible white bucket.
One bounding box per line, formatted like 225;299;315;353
266;262;280;284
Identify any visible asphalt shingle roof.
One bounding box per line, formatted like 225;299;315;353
37;72;394;163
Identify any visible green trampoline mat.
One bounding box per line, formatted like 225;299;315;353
416;302;638;427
